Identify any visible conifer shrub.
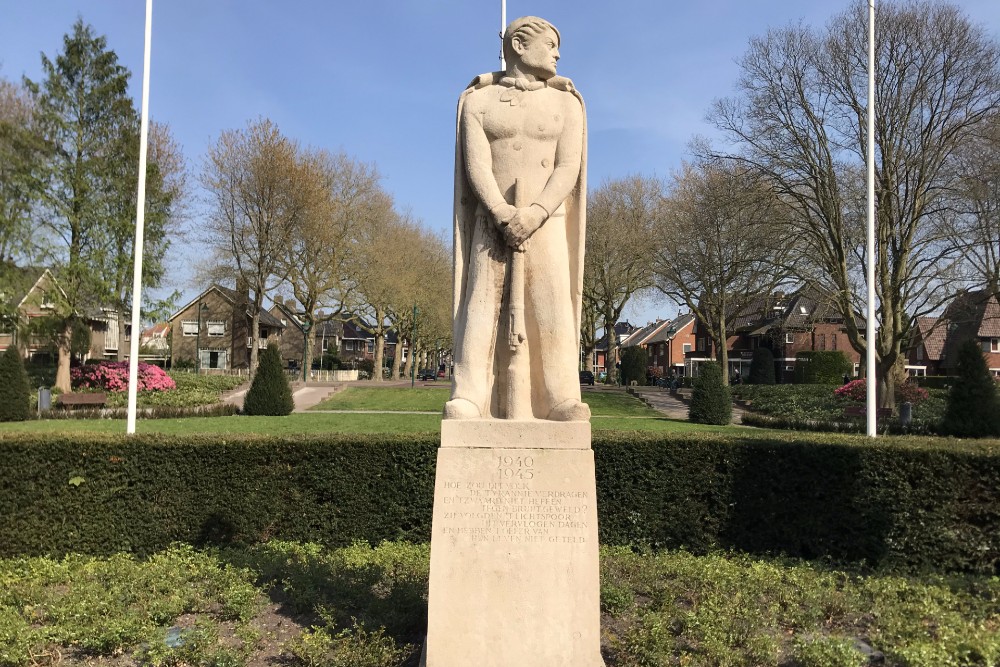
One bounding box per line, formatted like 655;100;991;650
689;361;732;425
0;346;31;421
620;346;648;386
748;347;775;385
243;343;293;416
941;340;1000;438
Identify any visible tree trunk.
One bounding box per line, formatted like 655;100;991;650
391;340;402;380
249;311;261;376
302;319;314;384
374;333;385;381
116;308;127;361
718;315;729;386
403;338;414;380
55;321;73;392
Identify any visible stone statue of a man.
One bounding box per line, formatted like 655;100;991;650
445;16;589;422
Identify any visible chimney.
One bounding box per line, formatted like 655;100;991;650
274;295;284;306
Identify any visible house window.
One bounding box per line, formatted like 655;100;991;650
784;365;794;372
207;321;226;337
367;340;374;353
785;333;794;344
696;338;706;352
344;340;355;351
992;339;1000;353
683;343;692;354
181;321;198;336
916;346;923;361
818;334;826;351
199;349;228;369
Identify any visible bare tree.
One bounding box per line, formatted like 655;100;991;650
945;113;1000;297
583;175;658;381
202;118;307;374
709;0;1000;405
653;161;795;385
278;150;386;380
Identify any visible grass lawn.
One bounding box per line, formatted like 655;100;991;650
2;541;996;667
0;412;748;436
309;385;662;417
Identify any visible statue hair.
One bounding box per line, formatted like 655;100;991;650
502;16;560;68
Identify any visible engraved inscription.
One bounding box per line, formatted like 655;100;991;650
438;450;592;545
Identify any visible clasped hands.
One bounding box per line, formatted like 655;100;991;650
494;204;548;250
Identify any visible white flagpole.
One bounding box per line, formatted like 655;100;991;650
866;0;877;437
127;0;153;435
500;0;507;70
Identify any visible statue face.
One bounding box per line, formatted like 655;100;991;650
514;27;560;80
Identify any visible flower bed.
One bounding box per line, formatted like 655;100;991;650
72;361;175;393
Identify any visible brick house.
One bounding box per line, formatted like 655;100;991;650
644;313;697;377
589;321;639;376
0;267;127;362
168;284;285;372
905;316;947;377
931;291;1000;378
687;291;862;382
269;298;345;371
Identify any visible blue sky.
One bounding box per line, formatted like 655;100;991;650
3;1;1000;323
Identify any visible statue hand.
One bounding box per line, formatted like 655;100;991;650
503;205;547;249
492;203;518;226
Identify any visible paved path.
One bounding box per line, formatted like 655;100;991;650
589;384;745;424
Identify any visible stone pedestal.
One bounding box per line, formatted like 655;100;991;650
421;420;603;667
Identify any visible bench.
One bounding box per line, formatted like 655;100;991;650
56;392;108;409
842;405;892;419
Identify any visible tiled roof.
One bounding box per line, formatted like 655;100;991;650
939;291;994;370
915;316;946;361
646;313;696;344
620;320;669;348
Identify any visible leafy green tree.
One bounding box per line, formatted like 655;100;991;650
689;361;732;425
748;347;775;385
941;340;1000;438
620;346;648;386
0;346;31;421
24;20;179;389
243;343;293;416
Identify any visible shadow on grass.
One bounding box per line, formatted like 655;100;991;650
218;541;429;664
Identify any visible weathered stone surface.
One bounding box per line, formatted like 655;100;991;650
422;438;602;666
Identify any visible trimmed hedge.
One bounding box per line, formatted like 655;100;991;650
747;347;775;385
689;361;731;424
0;346;31;421
2;431;999;573
243;344;293;416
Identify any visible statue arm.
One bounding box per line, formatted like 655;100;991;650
532;96;583;216
461;99;516;223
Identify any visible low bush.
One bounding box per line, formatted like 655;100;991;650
747;347;775;385
3;431;999;573
72;360;175;392
620;346;648;386
0;347;30;422
794;350;852;384
942;340;1000;438
689;361;731;425
243;344;293;416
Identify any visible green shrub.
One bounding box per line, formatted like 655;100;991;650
793;351;852;384
941;340;1000;438
620;346;648;386
915;375;957;390
689;361;731;424
3;431;1000;573
243;344;293;416
748;347;775;385
0;347;30;422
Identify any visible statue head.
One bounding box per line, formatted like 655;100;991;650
503;16;561;81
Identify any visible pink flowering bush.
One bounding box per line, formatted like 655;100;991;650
833;377;928;404
71;361;176;393
834;378;866;402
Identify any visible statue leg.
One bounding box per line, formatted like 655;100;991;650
447;217;506;419
524;215;590;422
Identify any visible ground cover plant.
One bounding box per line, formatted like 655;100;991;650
1;541;997;667
733;383;946;432
91;370;244;410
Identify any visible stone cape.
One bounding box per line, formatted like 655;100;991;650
450;71;588;419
